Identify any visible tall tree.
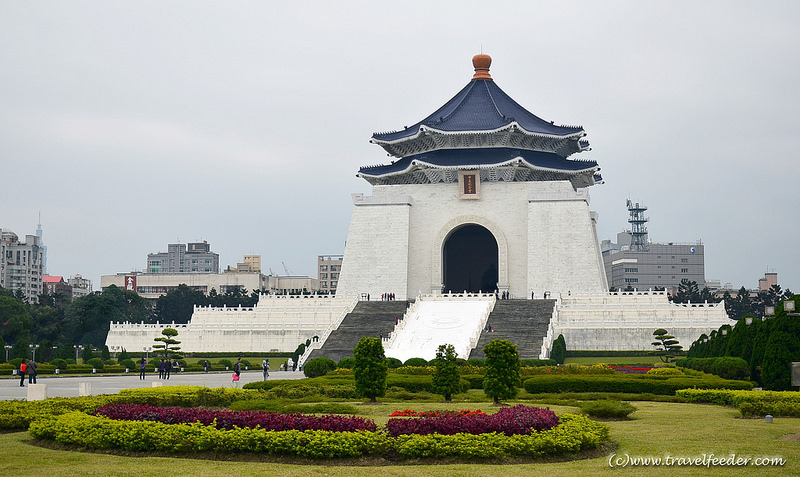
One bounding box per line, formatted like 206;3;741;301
482;339;521;405
353;337;388;403
154;284;206;323
431;344;461;402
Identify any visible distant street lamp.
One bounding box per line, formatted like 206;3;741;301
4;345;11;362
143;346;151;360
74;344;84;364
29;344;39;361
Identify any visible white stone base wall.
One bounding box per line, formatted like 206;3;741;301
541;292;731;355
336;180;608;300
105;295;355;354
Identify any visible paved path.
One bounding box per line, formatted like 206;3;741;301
0;370;305;401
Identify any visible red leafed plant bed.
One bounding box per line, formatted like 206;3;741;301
609;366;654;374
386;405;559;437
93;404;376;432
389;409;487;418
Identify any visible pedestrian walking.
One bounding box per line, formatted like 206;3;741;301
204;360;210;373
164;359;171;379
233;357;242;379
262;359;270;380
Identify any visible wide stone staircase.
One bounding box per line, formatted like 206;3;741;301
468;299;556;360
307;301;409;363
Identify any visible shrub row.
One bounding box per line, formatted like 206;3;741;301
675;357;751;380
675;389;800;417
28;411;608;459
94;403;376;431
523;374;753;395
386;405;558;437
0;386;261;430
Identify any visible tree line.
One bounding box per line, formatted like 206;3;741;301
0;284;260;361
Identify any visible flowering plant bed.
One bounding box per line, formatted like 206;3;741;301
29;411;608;460
386;405;559;437
94;403;376;432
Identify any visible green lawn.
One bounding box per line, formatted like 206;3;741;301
1;399;798;476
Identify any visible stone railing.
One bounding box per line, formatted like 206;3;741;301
539;296;561;359
296;295;360;367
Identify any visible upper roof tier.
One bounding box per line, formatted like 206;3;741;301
370;54;589;159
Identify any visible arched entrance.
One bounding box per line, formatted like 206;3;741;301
442;224;499;293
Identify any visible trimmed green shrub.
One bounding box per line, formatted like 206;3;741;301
676;389;800;417
675;357;751;380
523;374;753;395
404;357;429;367
579;399;637;419
551;334;566;364
466;358;485;367
87;358;104;369
337;357;355;368
50;358;68;370
218;359;233;369
386;357;403;368
521;359;558;367
119;359;136;370
303;357;337;378
461;374;485;389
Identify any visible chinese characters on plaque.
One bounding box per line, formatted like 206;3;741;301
459;170;480;199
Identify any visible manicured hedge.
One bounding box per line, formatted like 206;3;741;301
28;411;608;459
675;357;751;380
0;386;261;430
676;389;800;417
523;374;753;395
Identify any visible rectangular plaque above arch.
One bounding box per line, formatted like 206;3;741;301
458;170;480;199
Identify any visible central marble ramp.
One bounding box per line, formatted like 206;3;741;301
384;295;495;362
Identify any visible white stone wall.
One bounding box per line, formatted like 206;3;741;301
336;180;607;299
105;296;354;353
543;292;731;353
335;191;411;299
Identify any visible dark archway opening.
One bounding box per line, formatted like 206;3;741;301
442;224;499;293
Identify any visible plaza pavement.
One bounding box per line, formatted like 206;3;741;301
0;370;305;401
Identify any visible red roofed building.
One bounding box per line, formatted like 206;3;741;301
43;275;73;299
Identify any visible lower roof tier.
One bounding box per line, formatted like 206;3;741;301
358;148;602;189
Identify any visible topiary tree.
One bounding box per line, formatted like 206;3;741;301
551;334;567;364
403;357;429;367
431;344;461;402
303;357;337;378
652;328;682;363
153;328;181;360
353;337;387;403
482;339;521;405
337;357;356;369
386;357;403;369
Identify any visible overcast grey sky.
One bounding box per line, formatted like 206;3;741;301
2;1;798;293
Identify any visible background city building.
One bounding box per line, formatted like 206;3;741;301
67;274;93;298
318;254;343;294
42;275;72;299
0;229;44;303
601;201;705;292
147;241;219;274
103;253;318;300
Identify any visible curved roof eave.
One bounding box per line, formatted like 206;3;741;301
358;156;598;180
371;121;585;147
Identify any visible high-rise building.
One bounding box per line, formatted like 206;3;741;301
0;229;44;303
147;241;219;274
